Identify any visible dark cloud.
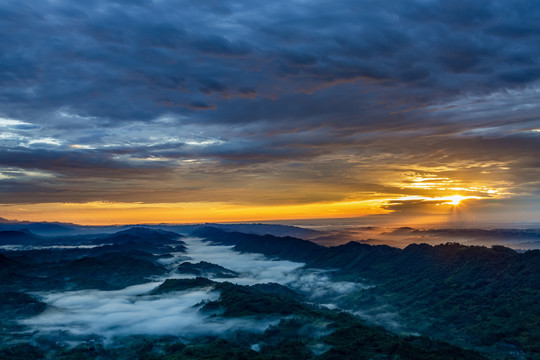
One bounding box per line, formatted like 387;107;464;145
1;0;538;124
0;0;539;219
199;79;228;95
187;101;217;110
191;35;252;57
382;199;451;214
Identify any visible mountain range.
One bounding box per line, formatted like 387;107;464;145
0;224;538;359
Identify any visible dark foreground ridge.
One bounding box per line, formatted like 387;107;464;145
193;226;540;358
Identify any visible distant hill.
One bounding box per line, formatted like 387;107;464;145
413;228;540;249
0;230;42;245
99;227;185;244
119;222;323;239
96;227;187;253
192;226;324;263
201;223;321;239
0;218;78;236
0;227;186;252
415;227;540;239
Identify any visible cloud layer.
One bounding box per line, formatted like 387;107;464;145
1;0;540;221
23;237;365;339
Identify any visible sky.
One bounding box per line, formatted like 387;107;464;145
1;0;539;225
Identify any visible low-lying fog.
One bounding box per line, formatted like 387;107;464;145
24;285;248;338
303;224;540;250
23;237;368;339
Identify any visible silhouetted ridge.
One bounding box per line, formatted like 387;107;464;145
193;227;540;355
101;227;185;244
0;220;77;236
0;230;41;245
200;222;321;238
192;226;325;263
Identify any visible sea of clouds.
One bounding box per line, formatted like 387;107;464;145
23;236;367;339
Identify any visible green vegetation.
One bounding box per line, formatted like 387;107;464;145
58;254;167;290
195;227;540;359
0;292;488;360
336;243;540;357
1;226;535;359
203;281;306;317
177;261;239;278
0;228;179;292
320;326;486;360
148;277;215;294
0;343;45;360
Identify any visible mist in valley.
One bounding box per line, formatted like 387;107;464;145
16;235;374;344
1;224;538;359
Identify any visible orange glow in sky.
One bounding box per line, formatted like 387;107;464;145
0;200;391;225
0;190;493;226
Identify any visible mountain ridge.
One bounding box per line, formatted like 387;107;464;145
192;226;540;357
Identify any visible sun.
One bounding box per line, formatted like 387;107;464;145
447;195;466;206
